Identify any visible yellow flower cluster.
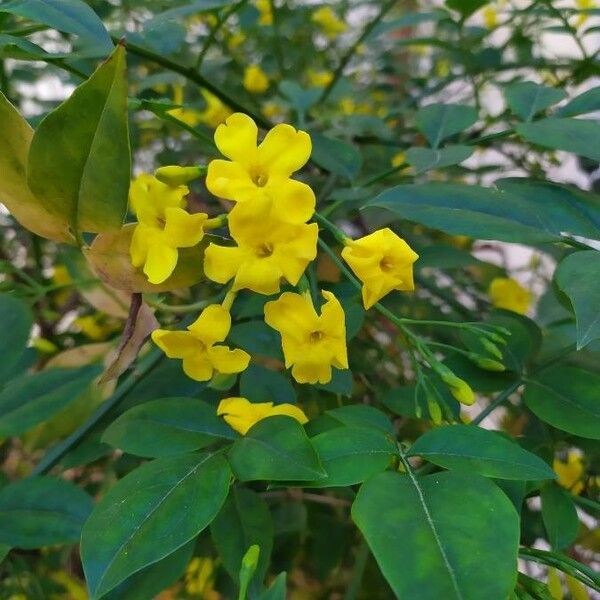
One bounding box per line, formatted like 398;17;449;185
128;111;421;433
311;6;347;38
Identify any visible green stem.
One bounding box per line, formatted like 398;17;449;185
471;380;521;425
318;0;398;104
344;538;370;600
159;111;216;147
571;493;600;514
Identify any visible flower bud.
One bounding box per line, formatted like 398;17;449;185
479;337;503;359
467;353;506;372
426;393;443;425
155;165;206;186
448;378;475;406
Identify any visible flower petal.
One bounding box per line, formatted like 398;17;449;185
144;242;178;284
267;177;316;223
208;345;251;374
264;292;318;342
206;159;257;202
187;304;231;345
291;361;332;384
130;223;151;267
269;403;308;424
204;243;247;285
163;207;207;248
214;113;258;163
257;124;312;177
151;330;199;358
232;258;282;295
182;355;214;381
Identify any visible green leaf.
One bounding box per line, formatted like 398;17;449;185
210;487;273;596
307;426;396;487
555;251;600;349
0;365;101;436
148;0;233;26
408;425;555;480
100;542;195;600
516;118;600;162
102;397;237;458
541;484;579;551
326;404;394;434
0;91;71;241
81;453;231;599
415;103;477;148
259;572;287;600
352;471;519;600
227;416;325;482
0;0;112;56
367;183;561;243
445;0;488;18
405;145;474;172
28;44;130;234
0;294;32;383
416;245;483;270
524;366;600;439
240;364;296;405
229;321;284;361
310;132;362;180
315;369;353;396
557;86;600;117
279;80;321;112
0;477;93;548
0;34;57;59
504;81;566;121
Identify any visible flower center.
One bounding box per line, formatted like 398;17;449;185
310;330;324;343
379;256;395;272
250;166;269;187
255;243;274;258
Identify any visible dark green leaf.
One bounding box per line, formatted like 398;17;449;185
315;369;353;396
326;404;394;434
227;416;325;481
0;0;112;56
524;366;600;439
240;365;296;405
81;453;231;599
406;145;473;172
415;104;477;148
279;81;320;112
259;572;287;600
445;0;487;18
229;321;284;361
102;397;237;458
557;86;600;117
0;477;93;548
0;294;32;383
416;245;483;270
555;250;600;348
28;44;130;234
408;425;555;480
367;183;561;243
504;81;566;121
352;471;519;600
211;487;273;596
148;0;233;25
0;365;101;436
310;132;362;180
541;484;580;550
516;118;600;162
308;426;396;487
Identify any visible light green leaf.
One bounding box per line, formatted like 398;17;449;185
516;118;600;162
259;573;287;600
524;366;600;439
102;397;237;458
504;81;566;121
310;132;362;180
0;365;101;437
0;294;32;383
408;425;555;480
555;250;600;349
307;426;396;487
557;86;600;117
279;80;321;112
541;484;580;550
148;0;234;26
28;44;130;234
0;0;112;56
406;145;473;172
0;91;71;241
0;477;93;548
227;416;325;482
81;453;231;599
352;471;519;600
211;487;273;597
415;103;477;148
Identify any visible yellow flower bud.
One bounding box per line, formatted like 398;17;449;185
154;165;205;186
469;354;506;372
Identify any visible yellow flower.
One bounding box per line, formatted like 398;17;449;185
483;6;498;28
262;101;285;120
129;174;207;284
311;6;347;38
307;69;334;87
217;396;308;435
152;304;250;381
576;0;594;26
391;151;406;168
185;556;218;597
206;113;315;224
204;199;318;295
341;228;419;309
243;64;269;94
255;0;273;25
227;31;246;50
434;58;451;78
554;452;585;495
264;290;348;384
198;89;233;129
75;314;120;341
488;277;531;315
